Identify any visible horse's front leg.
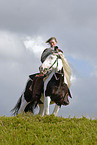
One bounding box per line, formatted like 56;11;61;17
52;104;60;116
43;70;55;115
44;96;51;115
38;104;44;116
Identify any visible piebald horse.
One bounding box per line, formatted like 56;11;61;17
38;52;71;116
12;52;71;116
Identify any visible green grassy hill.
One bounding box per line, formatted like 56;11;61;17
0;113;97;145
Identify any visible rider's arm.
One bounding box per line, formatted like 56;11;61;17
41;48;48;63
54;46;63;53
54;46;63;59
57;48;63;53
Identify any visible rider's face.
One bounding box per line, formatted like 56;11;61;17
49;39;57;48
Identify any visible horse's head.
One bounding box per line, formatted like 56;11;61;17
39;53;63;74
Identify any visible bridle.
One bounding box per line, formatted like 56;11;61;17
41;55;59;74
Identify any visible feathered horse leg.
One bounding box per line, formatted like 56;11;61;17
44;96;51;115
38;104;44;116
52;104;60;116
38;94;44;116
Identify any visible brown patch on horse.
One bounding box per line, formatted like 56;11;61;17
51;83;72;106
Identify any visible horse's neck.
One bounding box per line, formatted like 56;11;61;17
43;58;63;89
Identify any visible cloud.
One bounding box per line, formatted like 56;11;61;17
0;0;97;65
0;31;25;62
0;0;97;34
23;36;47;56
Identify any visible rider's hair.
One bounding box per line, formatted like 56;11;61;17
46;37;57;43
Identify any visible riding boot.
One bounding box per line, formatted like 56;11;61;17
31;73;44;102
34;95;43;104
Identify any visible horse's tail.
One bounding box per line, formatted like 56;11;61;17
11;95;22;116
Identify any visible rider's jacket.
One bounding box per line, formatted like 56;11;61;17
41;46;63;63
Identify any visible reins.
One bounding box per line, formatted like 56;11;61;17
49;57;58;70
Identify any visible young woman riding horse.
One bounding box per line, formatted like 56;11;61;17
12;37;71;116
30;37;71;115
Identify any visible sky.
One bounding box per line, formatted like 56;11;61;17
0;0;97;118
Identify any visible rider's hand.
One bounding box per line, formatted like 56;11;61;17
57;53;61;59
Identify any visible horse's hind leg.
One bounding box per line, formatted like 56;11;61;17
52;104;60;116
18;94;29;114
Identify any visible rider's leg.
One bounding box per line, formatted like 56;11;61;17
32;74;44;102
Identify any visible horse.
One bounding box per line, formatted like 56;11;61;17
38;52;71;115
11;52;71;116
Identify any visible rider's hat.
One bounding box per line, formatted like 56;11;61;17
46;37;57;43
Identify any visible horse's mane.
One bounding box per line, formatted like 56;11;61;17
59;53;71;87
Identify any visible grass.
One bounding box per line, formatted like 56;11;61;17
0;113;97;145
